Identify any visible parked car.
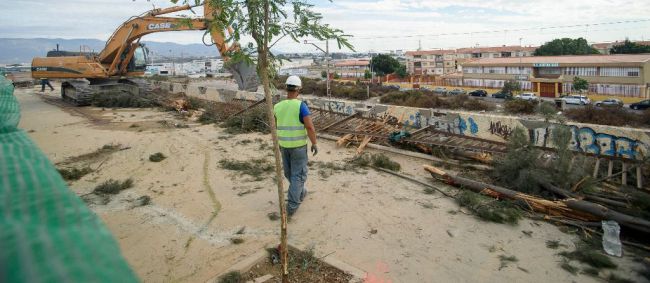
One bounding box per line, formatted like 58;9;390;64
468;89;487;97
561;95;591;105
433;87;448;95
491;91;513;99
448;88;466;96
629;100;650;110
515;92;538;101
594;98;623;108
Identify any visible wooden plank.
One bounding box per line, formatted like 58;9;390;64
319;112;359;132
637;166;643;189
607;160;614;180
356;136;372;155
593;158;600;178
336;134;353;147
622;162;628;185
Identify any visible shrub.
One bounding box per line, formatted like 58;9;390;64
219;158;274;180
218;271;242;283
57;166;93;181
504;99;537;114
462;98;495;111
222;107;270;134
149;152;166;162
93;178;134;195
370;153;401;171
564;106;637;127
456;191;522;225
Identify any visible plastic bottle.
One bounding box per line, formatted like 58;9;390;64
601;220;622;257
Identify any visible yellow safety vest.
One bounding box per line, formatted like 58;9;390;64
273;99;307;148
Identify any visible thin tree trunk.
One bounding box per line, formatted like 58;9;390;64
258;1;289;283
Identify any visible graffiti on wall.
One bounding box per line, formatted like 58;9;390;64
530;125;648;159
489;121;514;140
326;101;354;115
570;126;647;159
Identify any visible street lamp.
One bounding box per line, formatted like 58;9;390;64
304;39;330;98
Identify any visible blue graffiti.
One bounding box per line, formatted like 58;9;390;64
457;117;467;135
468;117;478;135
570;126;645;159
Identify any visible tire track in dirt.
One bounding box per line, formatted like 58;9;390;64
184;149;222;250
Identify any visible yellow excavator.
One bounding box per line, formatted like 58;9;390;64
31;2;258;105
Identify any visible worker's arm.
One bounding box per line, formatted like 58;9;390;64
303;116;317;146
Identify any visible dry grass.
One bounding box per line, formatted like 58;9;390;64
564;106;649;127
93;178;134;195
57;166;93;181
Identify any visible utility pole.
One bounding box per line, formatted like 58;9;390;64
304;40;331;98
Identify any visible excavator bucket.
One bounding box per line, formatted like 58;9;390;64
227;61;260;92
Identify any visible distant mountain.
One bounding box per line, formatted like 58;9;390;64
0;38;221;64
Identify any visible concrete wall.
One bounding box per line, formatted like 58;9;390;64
154;80;650;160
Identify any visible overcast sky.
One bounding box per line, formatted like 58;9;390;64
2;0;650;53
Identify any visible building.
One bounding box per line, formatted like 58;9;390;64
406;46;537;76
405;50;457;76
460;54;650;99
332;59;370;78
592;41;650;55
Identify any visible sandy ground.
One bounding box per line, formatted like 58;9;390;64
15;85;647;283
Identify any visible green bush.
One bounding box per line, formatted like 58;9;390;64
222;107;270;134
504;99;537;114
93;178;134;195
149;152;166;162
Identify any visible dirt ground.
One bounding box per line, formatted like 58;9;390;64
15;85;647;283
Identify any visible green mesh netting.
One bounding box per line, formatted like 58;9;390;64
0;74;138;283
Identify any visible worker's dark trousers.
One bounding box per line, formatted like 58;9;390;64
41;80;53;92
280;145;308;215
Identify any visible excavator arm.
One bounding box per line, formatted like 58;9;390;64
31;2;258;91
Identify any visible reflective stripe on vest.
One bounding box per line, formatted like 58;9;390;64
273;99;307;148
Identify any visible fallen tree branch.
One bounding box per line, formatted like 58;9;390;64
371;166;454;198
423;165;650;234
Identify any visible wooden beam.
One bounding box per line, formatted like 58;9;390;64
336;134;354;147
622;162;628;185
637;166;643;189
608;160;614;180
319;112;359;132
593;158;600;178
356;136;372;155
226;98;266;119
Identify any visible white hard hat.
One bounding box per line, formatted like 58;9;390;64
285;75;302;88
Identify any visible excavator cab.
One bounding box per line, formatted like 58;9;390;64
126;46;148;73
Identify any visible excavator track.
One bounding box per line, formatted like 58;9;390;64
61;80;94;106
60;79;151;107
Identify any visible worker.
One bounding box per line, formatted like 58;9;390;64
40;78;54;92
273;75;318;217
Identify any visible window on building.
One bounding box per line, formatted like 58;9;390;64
506;67;532;75
472;53;482;58
414;62;422;67
599;67;641;77
484;67;506;74
463;67;482;74
563;67;597;76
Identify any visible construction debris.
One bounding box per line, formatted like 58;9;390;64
423;165;650;234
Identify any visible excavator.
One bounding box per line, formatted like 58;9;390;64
31;2;258;105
